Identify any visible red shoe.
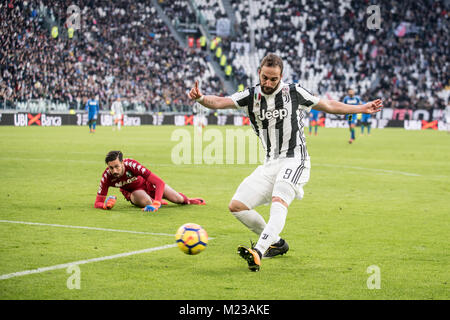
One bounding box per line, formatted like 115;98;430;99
188;198;206;205
161;200;168;206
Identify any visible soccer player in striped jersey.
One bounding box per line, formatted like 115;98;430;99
95;151;205;212
343;89;363;143
188;53;383;271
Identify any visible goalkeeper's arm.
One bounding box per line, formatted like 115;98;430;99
145;173;165;203
94;194;117;210
141;173;165;213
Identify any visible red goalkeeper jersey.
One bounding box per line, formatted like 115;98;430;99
94;158;165;208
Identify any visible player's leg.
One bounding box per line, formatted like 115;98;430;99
229;165;273;236
229;200;267;236
349;121;355;143
232;165;276;271
162;184;205;205
314;124;318;135
347;120;352;142
163;184;186;204
123;187;167;208
255;159;310;259
121;188;160;205
130;189;153;208
233;190;268;272
254;185;293;258
235;163;300;271
89;115;97;133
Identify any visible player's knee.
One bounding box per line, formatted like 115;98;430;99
228;200;249;213
130;190;152;207
272;196;288;208
170;193;184;204
272;181;296;207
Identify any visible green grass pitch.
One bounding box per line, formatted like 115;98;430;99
0;125;448;300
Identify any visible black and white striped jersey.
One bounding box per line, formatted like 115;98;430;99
230;81;320;162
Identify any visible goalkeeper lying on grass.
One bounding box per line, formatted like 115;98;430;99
95;151;205;212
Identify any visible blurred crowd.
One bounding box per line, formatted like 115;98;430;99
0;0;448;113
229;0;448;110
0;0;225;112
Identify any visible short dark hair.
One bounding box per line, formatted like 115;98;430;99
105;150;123;163
260;53;283;75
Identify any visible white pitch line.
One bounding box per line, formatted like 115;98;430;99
0;220;214;280
0;220;175;237
0;244;177;280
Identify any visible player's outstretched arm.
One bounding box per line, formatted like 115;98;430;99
94;195;116;210
314;98;383;115
188;80;236;110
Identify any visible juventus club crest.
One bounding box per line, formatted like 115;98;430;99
282;87;290;104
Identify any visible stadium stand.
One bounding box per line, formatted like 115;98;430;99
229;0;448;108
159;0;197;27
0;0;226;112
0;0;448;113
194;0;228;29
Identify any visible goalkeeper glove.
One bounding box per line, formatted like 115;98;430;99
142;200;161;212
103;196;117;210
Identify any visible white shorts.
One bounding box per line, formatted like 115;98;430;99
232;157;311;210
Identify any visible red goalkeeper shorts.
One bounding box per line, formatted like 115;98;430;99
120;181;156;204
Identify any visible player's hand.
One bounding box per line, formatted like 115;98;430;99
142;200;161;213
188;80;203;101
103;196;117;210
363;99;383;114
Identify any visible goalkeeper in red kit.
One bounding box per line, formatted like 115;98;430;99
95;151;206;212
